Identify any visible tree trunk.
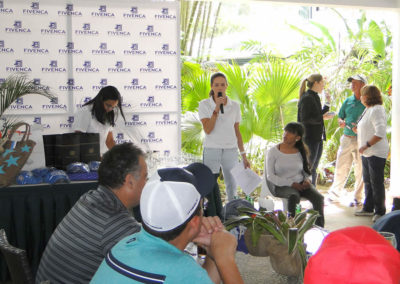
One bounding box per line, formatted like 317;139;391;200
180;1;190;54
207;2;222;61
189;1;204;56
200;2;212;62
196;1;208;62
182;1;199;56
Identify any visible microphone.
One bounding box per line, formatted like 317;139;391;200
218;92;224;114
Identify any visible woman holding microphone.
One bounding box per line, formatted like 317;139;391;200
198;72;250;216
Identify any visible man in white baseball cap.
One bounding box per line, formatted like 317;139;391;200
328;74;367;207
91;163;243;284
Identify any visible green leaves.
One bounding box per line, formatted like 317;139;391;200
310;21;337;53
0;73;55;117
181;112;204;156
180;59;303;154
250;61;302;140
367;20;385;57
0;74;56;136
224;206;319;274
287;228;299;255
217;62;249;104
181;62;210;113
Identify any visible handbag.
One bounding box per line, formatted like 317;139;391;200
0;123;36;187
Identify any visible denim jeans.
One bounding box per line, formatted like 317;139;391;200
362;156;386;216
304;139;323;186
203;148;238;201
274;184;325;227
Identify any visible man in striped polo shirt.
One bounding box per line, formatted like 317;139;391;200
91;164;243;284
35;143;148;284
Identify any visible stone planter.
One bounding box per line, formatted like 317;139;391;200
267;238;302;277
244;229;274;257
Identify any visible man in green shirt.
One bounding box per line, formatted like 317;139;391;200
328;75;366;206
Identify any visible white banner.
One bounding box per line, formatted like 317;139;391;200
0;0;180;157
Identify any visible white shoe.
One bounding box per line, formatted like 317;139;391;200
327;192;340;203
372;214;383;223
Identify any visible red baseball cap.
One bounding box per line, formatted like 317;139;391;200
304;226;400;284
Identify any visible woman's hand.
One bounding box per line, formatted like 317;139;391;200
242;156;250;169
338;118;346;128
352;123;357;134
215;96;224;110
323;113;334;120
359;145;368;154
301;179;311;190
324;91;331;104
291;182;303;191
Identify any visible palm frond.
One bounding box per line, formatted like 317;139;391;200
181;111;204;155
0;73;55;117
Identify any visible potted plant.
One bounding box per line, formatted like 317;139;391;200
224;207;319;277
0;73;55;150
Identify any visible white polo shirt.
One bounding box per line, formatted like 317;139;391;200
73;105;112;155
357;105;389;159
198;97;241;149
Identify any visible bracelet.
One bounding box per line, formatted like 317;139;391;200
212;110;218;116
240;151;246;155
366;141;371;147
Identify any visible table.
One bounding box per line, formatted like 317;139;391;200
0;181;98;281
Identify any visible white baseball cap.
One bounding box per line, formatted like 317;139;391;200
140;163;214;232
347;74;367;84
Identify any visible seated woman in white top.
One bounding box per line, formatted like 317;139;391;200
73;86;126;156
266;122;324;227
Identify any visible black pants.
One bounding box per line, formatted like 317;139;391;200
274;184;325;227
393;197;400;211
362;156;386;216
304;138;323;186
204;174;223;219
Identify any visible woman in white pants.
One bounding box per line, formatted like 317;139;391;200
199;72;250;212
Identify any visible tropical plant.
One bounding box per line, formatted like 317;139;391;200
180;60;303;167
181;9;393;184
0;73;55;137
287;9;393;183
224;207;319;275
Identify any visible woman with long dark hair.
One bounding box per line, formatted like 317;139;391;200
198;72;250;216
266;122;324;227
73;86;126;155
297;74;332;186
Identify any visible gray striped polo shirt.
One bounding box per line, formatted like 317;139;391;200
35;185;141;284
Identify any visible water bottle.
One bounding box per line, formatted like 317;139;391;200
245;195;254;205
296;203;301;214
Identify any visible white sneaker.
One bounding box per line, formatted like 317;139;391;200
327;192;340;203
372;214;383;223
